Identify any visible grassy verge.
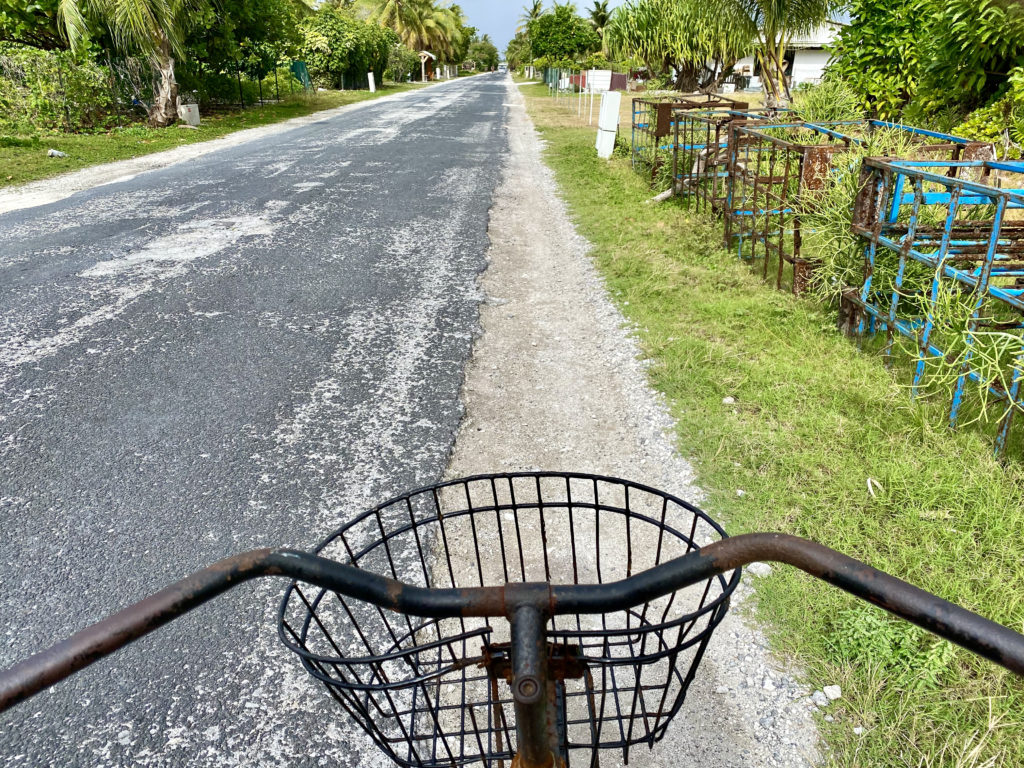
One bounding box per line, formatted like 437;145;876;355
0;83;424;188
521;82;1024;768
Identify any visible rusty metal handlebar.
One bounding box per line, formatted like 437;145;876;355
1;533;1022;715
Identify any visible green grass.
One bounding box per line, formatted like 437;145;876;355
0;84;424;188
521;82;1024;768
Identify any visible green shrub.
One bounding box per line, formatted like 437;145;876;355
794;76;865;123
386;44;419;83
0;134;39;147
953;67;1024;158
0;46;115;133
301;6;396;90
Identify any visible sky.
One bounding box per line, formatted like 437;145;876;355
458;1;628;54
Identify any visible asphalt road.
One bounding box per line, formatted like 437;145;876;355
0;74;508;765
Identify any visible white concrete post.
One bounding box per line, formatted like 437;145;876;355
368;72;376;93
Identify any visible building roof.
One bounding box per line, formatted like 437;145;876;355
789;20;843;50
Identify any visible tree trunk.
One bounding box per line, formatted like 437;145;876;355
149;35;179;127
699;57;738;94
758;41;792;108
674;69;699;93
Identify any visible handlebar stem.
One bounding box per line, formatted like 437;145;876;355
509;600;555;768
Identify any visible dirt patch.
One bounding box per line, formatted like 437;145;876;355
444;79;821;768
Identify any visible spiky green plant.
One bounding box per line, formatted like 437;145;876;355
800;128;921;303
795;75;866;123
801;128;1024;425
605;0;752;92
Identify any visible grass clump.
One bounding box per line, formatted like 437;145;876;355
520;82;1024;768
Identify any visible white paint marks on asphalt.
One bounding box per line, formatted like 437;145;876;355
291;182;325;193
81;215;276;280
0;204;283;384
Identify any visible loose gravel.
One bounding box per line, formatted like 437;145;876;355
444;78;823;768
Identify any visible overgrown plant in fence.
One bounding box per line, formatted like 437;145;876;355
725;120;990;295
800;128;924;303
840;157;1024;456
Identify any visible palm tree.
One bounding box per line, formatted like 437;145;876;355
588;0;611;54
517;1;544;34
58;0;203;126
372;0;429;49
606;0;751;92
733;0;841;106
588;0;611;36
418;3;464;60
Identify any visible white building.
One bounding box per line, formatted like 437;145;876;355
731;22;842;91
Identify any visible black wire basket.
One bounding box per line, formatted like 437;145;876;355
279;472;739;767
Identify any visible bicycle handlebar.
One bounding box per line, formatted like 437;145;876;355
1;533;1022;714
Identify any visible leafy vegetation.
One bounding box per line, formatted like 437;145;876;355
0;47;115;132
527;5;600;63
831;0;1024;125
0;0;481;139
827;0;931;119
793;75;864;123
301;6;395;89
605;0;752;92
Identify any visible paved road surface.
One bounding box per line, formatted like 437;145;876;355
0;74;507;765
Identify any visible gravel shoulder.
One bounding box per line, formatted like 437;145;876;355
444;78;822;768
0;80;447;215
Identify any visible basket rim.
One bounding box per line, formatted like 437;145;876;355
310;471;731;555
277;472;739;665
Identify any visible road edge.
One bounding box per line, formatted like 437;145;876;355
0;78;459;216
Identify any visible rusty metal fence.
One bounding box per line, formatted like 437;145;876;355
648;103;1023;456
840;158;1024;456
722;121;991;295
631;94;748;181
672;109;773;216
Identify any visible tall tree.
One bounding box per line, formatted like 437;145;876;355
587;1;610;39
517;1;544;34
733;0;842;106
57;0;206;126
371;0;427;48
527;4;599;63
365;0;465;64
606;0;752;91
505;30;532;70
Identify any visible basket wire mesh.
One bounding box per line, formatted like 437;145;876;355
279;472;739;767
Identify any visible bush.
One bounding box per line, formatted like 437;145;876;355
301;6;396;90
0;46;115;133
386;44;419;83
953;67;1024;158
794;76;865;123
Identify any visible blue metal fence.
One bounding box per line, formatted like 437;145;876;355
843;158;1024;456
722;120;990;294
